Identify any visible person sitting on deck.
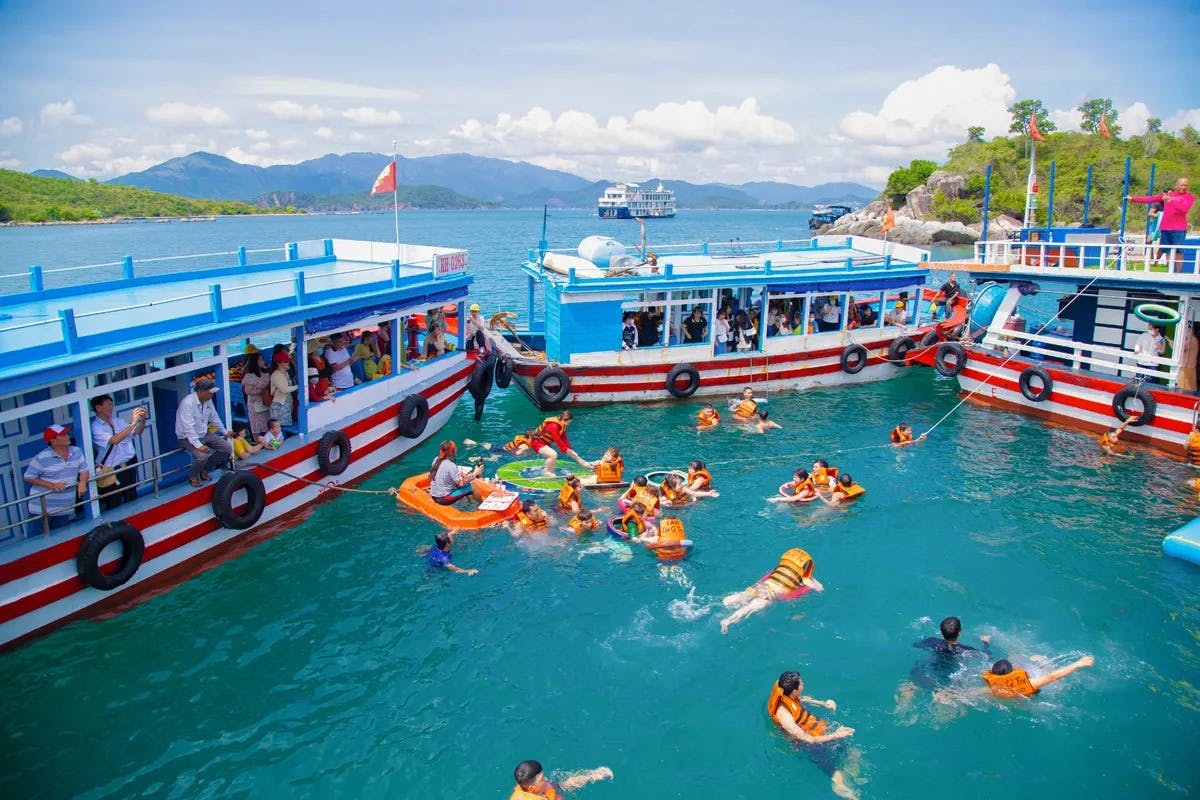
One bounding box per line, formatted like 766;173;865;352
423;323;448;360
262;419;286;451
620;312;638;350
307;367;336;403
231;424;263;462
175;377;233;487
886;300;907;326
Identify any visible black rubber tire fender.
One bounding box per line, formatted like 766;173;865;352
920;330;940;348
840;343;869;375
533;366;571;406
398;393;430;438
495;355;514;389
468;353;495;402
665;363;701;398
887;336;916;364
1018;365;1053;402
76;522;145;591
934;342;966;377
211;471;267;530
1112;383;1156;426
316;430;352;476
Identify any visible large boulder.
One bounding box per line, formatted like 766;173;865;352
926;170;966;200
906;185;932;220
929;221;978;245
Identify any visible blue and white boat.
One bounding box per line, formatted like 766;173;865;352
482;232;936;408
598;183;677;219
0;237;486;647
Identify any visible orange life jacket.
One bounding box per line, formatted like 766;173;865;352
1098;432;1124;453
517;510;548;531
698;408;720;428
635;489;660;514
503;433;532;453
568;515;599;534
788;476;815;497
653;517;687;561
763;548;813;595
510;783;559;800
1186;432;1200;465
890;426;912;444
620;508;646;536
661;481;688;504
734;399;758;420
688;468;712;490
833;482;866;501
594;457;624;483
557;482;581;510
981;667;1038;697
766;684;827;736
531;416;566;446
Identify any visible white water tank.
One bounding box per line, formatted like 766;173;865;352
578;236;625;268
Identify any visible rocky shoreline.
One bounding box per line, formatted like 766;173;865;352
819;170;1021;246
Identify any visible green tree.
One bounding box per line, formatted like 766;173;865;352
883;159;938;198
1007;99;1056;136
1181;125;1199;143
1146;118;1162;134
967;126;986;143
1078;98;1120;137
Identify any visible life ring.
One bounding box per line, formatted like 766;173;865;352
606;515;631;540
1133;303;1181;326
1018;365;1053;402
211;470;267;530
495;459;593;491
1112;383;1156;426
777;482;818;502
398;393;429;438
665;363;701;398
76;522;144;591
840;343;869;374
887;336;916;364
934;342;966;377
316;430;352;475
643;469;687;487
495;355;514;389
533;366;571;405
919;330;940;348
468;353;494;402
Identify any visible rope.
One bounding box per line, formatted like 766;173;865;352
253;462;398;496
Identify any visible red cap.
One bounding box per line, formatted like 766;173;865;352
43;424;71;443
274;351;292;364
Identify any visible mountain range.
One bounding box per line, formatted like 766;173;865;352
42;152;879;210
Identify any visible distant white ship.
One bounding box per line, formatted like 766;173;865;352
597;183;676;219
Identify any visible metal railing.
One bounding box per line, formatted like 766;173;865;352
976;240;1200;275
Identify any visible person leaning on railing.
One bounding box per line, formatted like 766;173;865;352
23;424;90;537
1127;177;1194;271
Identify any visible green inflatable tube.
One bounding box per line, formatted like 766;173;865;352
495;459;593;491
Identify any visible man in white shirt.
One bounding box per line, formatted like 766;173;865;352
324;332;357;390
90;394;148;509
174;377;233;486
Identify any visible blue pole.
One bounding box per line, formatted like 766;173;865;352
1119;157;1132;241
981;165;992;242
1083;166;1093;225
1046;161;1056;230
1146;163;1157;234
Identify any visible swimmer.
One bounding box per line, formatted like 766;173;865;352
619;475;650;508
811;459;835;491
510;759;613;800
685;460;720;499
1186;419;1200;466
621;501;656;540
752;409;781;433
556;474;584;514
981;655;1095;699
820;473;865;507
767;670;859;800
567;508;600;534
592;447;624;484
424;530;478;576
769;467;818;503
890;422;927;446
508;500;549;535
730;386;758;421
659;473;691;506
697;404;720;430
1099;416;1136;456
721;548;823;633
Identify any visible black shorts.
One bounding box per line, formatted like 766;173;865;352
1160;229;1187;246
800;739;847;777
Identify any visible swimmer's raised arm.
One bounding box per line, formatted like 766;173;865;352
1031;655;1094;690
559;767;614;790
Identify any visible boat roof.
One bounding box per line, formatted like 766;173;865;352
0;238;470;393
527;235;929;295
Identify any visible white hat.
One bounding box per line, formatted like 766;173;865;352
307;367;319;377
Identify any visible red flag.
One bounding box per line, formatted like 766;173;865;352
1028;115;1047;142
1099;113;1112;138
371;160;396;195
880;206;896;235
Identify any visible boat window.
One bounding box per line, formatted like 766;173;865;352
817;294;844;332
712;286;764;353
767;292;812;334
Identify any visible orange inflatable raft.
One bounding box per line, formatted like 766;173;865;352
396;473;520;529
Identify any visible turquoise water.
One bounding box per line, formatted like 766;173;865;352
1;213;1198;799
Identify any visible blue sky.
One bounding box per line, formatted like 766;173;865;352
1;0;1198;187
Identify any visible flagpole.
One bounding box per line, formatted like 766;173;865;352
391;139;400;258
1022;141;1037;229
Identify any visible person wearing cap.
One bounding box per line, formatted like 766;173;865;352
886;299;907;326
174;377;233;487
465;303;486;352
90;394;148;510
269;352;298;425
23;424;90;536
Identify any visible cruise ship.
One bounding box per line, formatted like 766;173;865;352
597;183;677;219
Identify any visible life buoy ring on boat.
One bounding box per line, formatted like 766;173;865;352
665;363;701;398
398;393;430;438
887;336;916;364
920;330;940;349
840;344;869;374
316;430;352;476
1112;383;1156;426
934;342;966;377
468;353;494;402
1133;303;1181;326
1018;365;1053;402
211;470;267;530
533;366;571;405
76;522;144;591
495;355;514;389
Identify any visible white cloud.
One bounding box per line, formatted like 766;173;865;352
314;126;333;139
232;75;418;100
1120;102;1151;135
58;142;112;163
40;100;93;127
839;64;1015;147
341;107;404;127
1165;108;1200;132
261;100;330;121
1047;107;1082;132
145;102;232;126
224;145;293;167
349;131;367;142
244;128;271;140
0;117;22;137
0;151;20;169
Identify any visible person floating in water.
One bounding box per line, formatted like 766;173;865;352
721;548;822;634
982;654;1095;699
556;474;584;514
820;473;866;507
911;616;990;687
425;531;477;576
697;404;720;430
509;759;613;799
1099;415;1136;456
685;460;720;499
592;447;624;484
509;500;550;535
567;508;600;534
730;386;758;421
770;467;818;503
752;410;781;433
890;422;926;446
767;670;859;800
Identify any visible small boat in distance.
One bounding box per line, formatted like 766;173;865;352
483;230;941;408
809;204;854;229
0;236;486;648
598;183;677;219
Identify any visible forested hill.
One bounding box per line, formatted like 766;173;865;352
0;169;294;223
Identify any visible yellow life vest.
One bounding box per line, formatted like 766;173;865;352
557;482;580;510
763;548;813;595
1186;431;1200;465
734;399;758;420
510;784;559;800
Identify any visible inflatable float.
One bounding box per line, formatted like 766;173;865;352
495;459;594;491
396;473;520;529
643;469;687;487
606;515;632;540
1164;516;1200;567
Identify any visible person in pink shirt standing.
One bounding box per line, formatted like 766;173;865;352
1128;177;1194;271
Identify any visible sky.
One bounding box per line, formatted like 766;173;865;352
1;0;1198;189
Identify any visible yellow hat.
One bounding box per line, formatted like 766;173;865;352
243;343;259;354
470;303;480;311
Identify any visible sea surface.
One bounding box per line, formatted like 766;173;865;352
1;211;1198;799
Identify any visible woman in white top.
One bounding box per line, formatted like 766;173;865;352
714;309;731;353
270;353;298;425
820;297;841;331
325;332;356;390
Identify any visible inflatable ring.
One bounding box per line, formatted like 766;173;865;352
495;355;514;389
76;522;144;591
643;469;687;488
533;366;571;406
316;430;352;476
211;470;267;530
665;363;701;398
777;482;818;502
1018;365;1053;402
1133;303;1181;326
398;393;429;438
887;336;916;364
840;343;869;375
1112;383;1156;426
495;459;592;491
934;342;966;377
468;353;495;402
606;514;631;540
